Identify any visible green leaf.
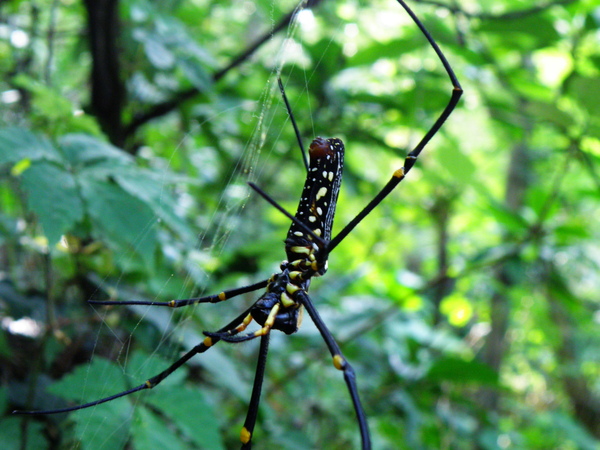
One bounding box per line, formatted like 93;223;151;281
427;357;499;386
49;357;128;402
0;127;61;165
71;401;132;450
19;161;85;244
567;75;600;116
180;57;213;92
58;134;133;167
78;176;158;267
132;407;188;450
112;166;195;241
134;29;176;70
146;386;225;450
477;14;559;49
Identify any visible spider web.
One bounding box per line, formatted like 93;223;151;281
43;1;445;448
65;3;355;448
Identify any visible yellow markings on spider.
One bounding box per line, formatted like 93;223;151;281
203;336;214;347
218;291;227;301
393;167;406;179
290;246;310;255
254;304;279;337
145;380;153;388
234;314;254;334
280;291;295;308
286;283;300;295
168;300;177;307
240;427;251;444
315;186;327;200
333;354;345;371
297;305;304;328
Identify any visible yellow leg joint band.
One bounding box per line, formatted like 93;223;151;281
393;167;405;179
240;426;251;444
333;354;345;371
203;336;214;347
218;292;227;301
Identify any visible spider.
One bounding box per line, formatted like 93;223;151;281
14;1;462;448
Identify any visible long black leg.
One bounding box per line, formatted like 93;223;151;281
328;0;462;253
240;333;270;449
89;279;269;308
13;306;255;415
297;291;371;450
278;77;308;171
248;182;326;249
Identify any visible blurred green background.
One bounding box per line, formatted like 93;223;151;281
1;0;599;448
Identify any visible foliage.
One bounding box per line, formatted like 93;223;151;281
1;0;599;449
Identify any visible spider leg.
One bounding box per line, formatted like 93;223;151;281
240;334;270;449
278;77;308;171
297;290;371;450
206;303;281;343
88;279;269;307
327;0;462;254
12;305;255;415
248;181;326;249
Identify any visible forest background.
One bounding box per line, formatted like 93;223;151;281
0;0;599;448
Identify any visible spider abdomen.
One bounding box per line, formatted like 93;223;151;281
285;137;345;274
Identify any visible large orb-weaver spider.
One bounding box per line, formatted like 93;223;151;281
14;0;462;448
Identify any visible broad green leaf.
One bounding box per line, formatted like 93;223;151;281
146;386;225;450
79;176;157;267
132;407;188;450
58;134;133;167
71;401;132;450
0;127;61;165
477;14;559;49
134;29;176;70
125;351;188;388
112;166;195;241
49;357;128;402
180;57;213;92
19;161;84;244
